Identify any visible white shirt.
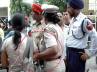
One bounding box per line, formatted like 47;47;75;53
44;23;65;71
66;12;92;49
63;25;69;41
44;23;64;56
63;25;69;57
1;33;33;71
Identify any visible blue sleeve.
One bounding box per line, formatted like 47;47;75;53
4;31;14;41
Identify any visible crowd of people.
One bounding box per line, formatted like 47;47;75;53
0;0;97;72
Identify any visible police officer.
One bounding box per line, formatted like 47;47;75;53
31;3;46;72
57;12;64;30
31;3;45;51
33;5;65;72
66;0;96;72
31;3;45;30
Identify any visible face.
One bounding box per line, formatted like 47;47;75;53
57;13;64;26
67;6;75;18
57;13;63;21
63;12;70;25
63;12;70;20
32;12;43;22
25;16;29;25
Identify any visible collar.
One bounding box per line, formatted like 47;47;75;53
74;12;85;21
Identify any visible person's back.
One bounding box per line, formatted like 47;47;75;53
2;33;28;71
1;13;34;72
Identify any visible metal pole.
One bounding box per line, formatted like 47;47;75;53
95;0;97;30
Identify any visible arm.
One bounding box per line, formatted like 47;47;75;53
34;31;59;60
34;45;58;60
85;28;97;57
81;28;97;61
1;49;9;68
81;19;97;60
1;40;9;68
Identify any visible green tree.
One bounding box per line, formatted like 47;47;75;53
49;0;67;12
10;0;32;16
35;0;67;11
35;0;50;4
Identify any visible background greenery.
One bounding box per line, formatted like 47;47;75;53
10;0;32;16
10;0;68;15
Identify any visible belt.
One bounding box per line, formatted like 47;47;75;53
45;56;61;61
67;47;85;52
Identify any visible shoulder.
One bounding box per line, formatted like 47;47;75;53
4;36;13;43
80;13;87;18
1;37;13;51
45;24;57;34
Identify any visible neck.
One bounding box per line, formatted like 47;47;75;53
74;12;80;18
74;13;79;18
59;24;64;30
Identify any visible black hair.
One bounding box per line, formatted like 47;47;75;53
13;30;21;50
11;13;25;50
44;12;60;24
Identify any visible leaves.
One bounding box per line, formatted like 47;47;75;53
35;0;67;12
10;0;32;16
49;0;67;12
10;0;68;16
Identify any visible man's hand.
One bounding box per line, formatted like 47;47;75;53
33;53;40;61
80;52;89;61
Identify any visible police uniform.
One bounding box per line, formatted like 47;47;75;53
40;23;65;72
31;4;46;72
66;0;96;72
32;22;45;51
43;5;65;72
31;3;45;51
33;4;65;72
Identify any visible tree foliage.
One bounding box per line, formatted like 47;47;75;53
10;0;32;16
49;0;67;12
10;0;68;16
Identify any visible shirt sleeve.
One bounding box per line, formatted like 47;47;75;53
44;31;57;48
4;31;14;41
83;19;94;33
85;28;97;57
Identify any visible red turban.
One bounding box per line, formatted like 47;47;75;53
32;4;43;15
